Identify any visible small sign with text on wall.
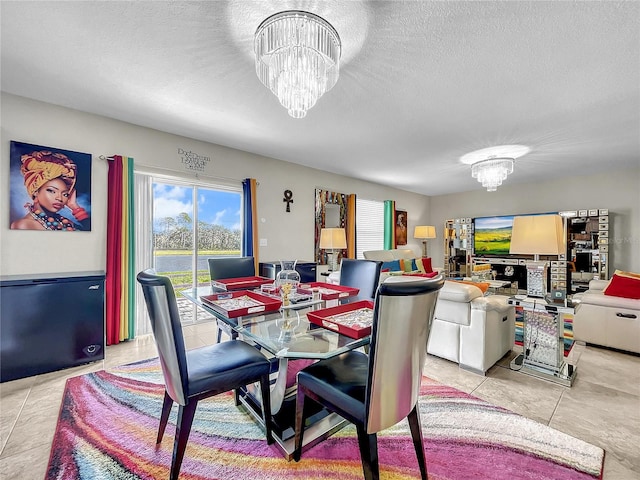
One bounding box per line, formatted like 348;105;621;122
177;148;211;172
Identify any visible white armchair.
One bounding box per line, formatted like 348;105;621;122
573;279;640;354
427;281;515;374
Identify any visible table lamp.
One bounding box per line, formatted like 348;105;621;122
320;228;347;271
414;225;436;257
509;214;565;298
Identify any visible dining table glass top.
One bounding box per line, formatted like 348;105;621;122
180;286;370;359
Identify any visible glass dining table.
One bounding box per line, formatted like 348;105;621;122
180;285;370;460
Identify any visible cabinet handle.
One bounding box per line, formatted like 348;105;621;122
616;312;637;319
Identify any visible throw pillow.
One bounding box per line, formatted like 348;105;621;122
603;271;640;300
615;269;640;280
414;258;426;273
381;260;401;272
407;272;439;278
421;257;433;273
451;280;490;294
400;258;417;273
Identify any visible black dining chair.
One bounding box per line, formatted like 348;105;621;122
293;275;444;480
208;256;256;281
339;258;383;303
137;269;273;480
208;256;256;342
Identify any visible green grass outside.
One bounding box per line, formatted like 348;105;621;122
153;250;241;287
162;270;211;287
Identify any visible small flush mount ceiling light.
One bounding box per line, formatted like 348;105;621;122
461;145;531;192
254;10;342;119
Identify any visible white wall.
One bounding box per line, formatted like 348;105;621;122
0;93;430;277
3;93;638;278
430;167;640;273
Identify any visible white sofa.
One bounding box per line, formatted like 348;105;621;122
573;279;640;354
326;246;426;284
427;281;515;374
328;250;514;373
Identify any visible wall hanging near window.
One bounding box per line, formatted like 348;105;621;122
395;209;408;246
9;141;92;231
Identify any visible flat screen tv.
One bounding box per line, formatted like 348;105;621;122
473;212;558;257
473;215;515;256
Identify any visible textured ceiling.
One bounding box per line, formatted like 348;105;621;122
1;1;639;196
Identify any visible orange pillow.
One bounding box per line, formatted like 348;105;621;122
451;280;490;294
614;270;640;280
421;257;433;273
603;271;640;299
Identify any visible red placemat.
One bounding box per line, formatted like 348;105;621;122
200;290;281;318
306;300;374;339
298;282;360;300
210;276;274;292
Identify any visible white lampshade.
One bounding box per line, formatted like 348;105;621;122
414;225;436;239
509;215;565;255
319;228;347;249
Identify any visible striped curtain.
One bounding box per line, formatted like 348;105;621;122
384;200;396;249
106;155;135;345
242;178;258;271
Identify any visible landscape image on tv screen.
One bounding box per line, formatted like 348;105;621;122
474;216;514;256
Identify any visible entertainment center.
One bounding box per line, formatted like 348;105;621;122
443;208;609;298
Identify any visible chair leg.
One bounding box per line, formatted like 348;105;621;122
407;404;428;480
259;374;273;445
157;391;173;444
170;401;197;480
356;425;379;480
292;388;307;462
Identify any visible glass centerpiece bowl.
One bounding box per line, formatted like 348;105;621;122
276;260;301;330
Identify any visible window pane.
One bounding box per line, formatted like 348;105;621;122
151;180;241;325
356;198;384;258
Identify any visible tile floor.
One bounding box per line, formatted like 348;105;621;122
1;320;639;479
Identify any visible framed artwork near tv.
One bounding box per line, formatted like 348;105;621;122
9;141;92;231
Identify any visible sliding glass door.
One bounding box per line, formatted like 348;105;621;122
152;179;242;324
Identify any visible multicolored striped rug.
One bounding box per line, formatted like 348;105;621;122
46;358;604;480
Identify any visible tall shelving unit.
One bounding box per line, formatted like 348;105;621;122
443;218;472;278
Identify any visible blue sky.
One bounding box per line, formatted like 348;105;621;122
153;183;241;230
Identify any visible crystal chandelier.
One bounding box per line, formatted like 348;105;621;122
254;10;341;118
471;157;515;192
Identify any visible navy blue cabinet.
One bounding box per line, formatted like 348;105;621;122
0;271;105;382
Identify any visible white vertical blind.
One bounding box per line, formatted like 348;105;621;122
356;198;384;258
134;173;153;336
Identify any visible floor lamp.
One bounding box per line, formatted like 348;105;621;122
509;214;565;298
509;214;567;375
320;228;347;271
414;225;436;257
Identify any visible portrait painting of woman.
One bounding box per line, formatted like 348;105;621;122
9;141;92;231
395;209;407;246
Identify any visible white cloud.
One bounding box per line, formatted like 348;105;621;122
154;197;192;219
213;209;226;224
153;184;186;200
